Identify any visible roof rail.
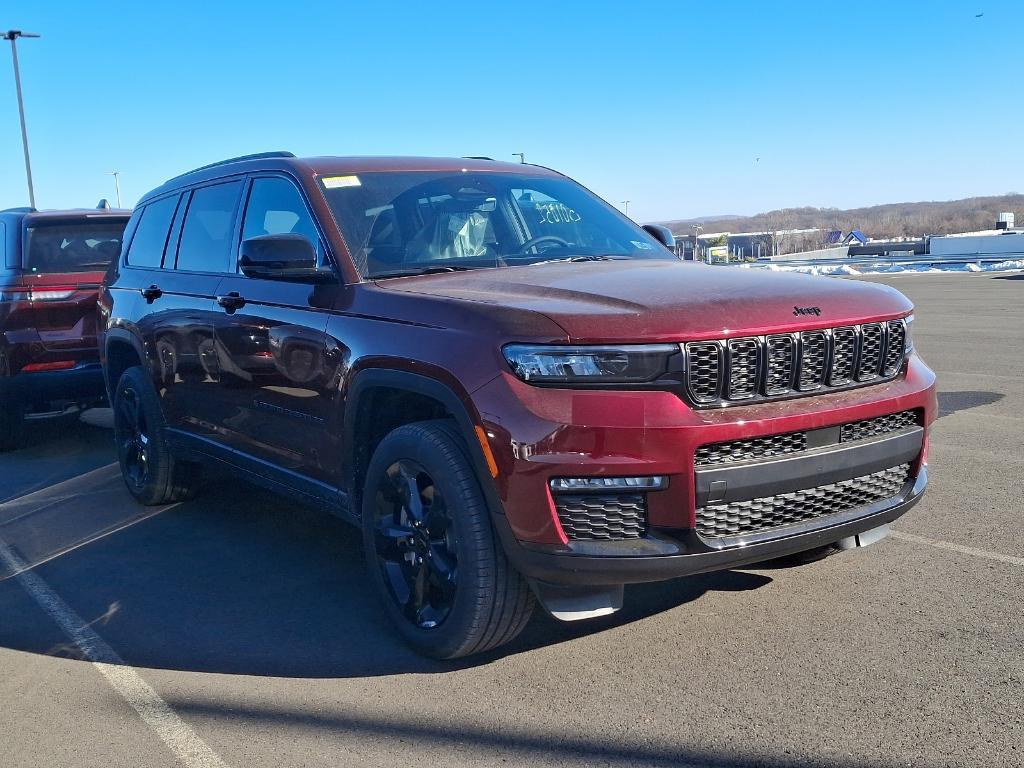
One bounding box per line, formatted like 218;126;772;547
167;151;296;182
1;206;37;214
463;156;494;161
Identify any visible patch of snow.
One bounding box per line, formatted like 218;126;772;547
736;259;1024;277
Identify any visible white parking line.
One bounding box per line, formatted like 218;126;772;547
891;530;1024;567
0;538;230;768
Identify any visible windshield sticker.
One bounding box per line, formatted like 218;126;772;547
631;240;653;250
322;175;361;189
536;203;581;225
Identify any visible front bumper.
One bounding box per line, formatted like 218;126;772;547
494;468;926;586
469;354;936;584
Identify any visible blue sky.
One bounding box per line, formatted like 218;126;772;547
1;1;1019;222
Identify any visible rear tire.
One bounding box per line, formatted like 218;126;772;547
361;420;534;659
112;366;200;505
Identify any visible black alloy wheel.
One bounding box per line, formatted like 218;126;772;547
372;458;459;629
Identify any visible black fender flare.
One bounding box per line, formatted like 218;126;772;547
102;328;148;397
341;368;506;519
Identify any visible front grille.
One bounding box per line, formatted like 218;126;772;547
840;410;919;443
555;493;647;540
695;431;808;466
683;319;909;407
695;409;919;467
686;342;723;403
696;464;911;539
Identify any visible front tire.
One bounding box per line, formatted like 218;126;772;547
361;420;534;659
112;366;199;505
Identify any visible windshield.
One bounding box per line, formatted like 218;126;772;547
321;171;674;279
24;220;128;274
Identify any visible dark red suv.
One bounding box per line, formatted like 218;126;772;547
99;153;936;658
1;205;129;449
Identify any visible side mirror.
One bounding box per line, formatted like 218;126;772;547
642;224;676;251
239;234;332;282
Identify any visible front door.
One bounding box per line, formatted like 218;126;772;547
211;175;338;482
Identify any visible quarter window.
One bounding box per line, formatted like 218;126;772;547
126;195;178;268
176;181;243;273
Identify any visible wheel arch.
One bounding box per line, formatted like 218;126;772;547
103;329;146;400
342;368;503;519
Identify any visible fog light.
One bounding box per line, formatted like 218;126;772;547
549;476;667;492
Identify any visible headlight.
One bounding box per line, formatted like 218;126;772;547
502;343;678;384
904;314;914;355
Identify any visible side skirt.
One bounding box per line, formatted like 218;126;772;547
164;428;355;524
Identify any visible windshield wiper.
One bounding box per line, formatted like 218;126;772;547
370;265;474;280
527;255;623;266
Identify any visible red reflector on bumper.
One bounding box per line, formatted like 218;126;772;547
21;360;77;373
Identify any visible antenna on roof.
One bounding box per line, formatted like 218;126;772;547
97;198;111;210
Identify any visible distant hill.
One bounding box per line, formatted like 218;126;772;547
658;194;1024;240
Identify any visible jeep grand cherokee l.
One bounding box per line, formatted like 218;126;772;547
1;205;129;450
99;153;936;658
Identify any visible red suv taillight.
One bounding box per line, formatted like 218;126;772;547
0;286;78;303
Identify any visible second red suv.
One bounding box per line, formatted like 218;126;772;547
1;205;130;450
100;154;936;658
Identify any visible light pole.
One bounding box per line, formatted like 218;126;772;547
3;30;40;209
512;152;525;164
108;171;122;208
621;200;630;218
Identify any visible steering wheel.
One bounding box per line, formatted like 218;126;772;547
516;235;571;254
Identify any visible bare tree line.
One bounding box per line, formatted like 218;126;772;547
661;193;1024;243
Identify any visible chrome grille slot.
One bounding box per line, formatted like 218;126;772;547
829;326;857;385
857;323;883;381
764;335;794;394
686;342;723;403
727;338;759;399
883;319;907;375
798;330;827;390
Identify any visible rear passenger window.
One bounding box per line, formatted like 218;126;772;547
126;196;178;268
241;177;320;245
176;181;243;273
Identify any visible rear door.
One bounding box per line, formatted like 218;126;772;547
210;174;338;482
130;181;244;438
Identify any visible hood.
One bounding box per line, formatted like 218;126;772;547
379;260;913;342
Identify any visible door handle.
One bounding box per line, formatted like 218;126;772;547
216;292;246;312
141;284;162;303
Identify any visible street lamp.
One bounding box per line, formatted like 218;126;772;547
108;170;122;208
512;152;525;164
3;30;40;209
621;200;630;217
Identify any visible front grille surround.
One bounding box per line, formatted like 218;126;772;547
682;319;909;408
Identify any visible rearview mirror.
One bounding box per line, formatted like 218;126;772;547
239;234;333;282
642;224;676;251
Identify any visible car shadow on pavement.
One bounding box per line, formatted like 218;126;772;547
162;696;886;768
936;390;1003;418
0;471;771;679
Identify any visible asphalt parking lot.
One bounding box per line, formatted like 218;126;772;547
0;272;1021;768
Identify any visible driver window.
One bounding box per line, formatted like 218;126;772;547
242;177;321;247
